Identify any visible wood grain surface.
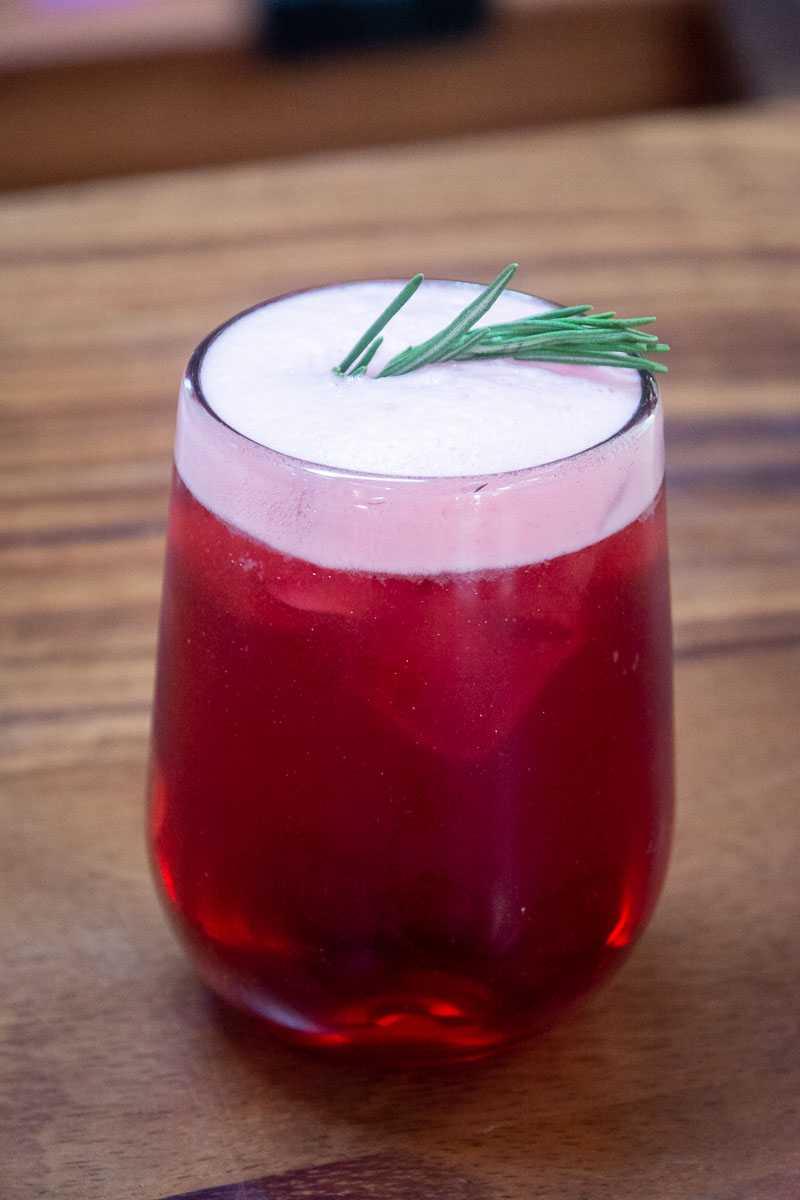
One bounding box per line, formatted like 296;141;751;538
1;101;799;1200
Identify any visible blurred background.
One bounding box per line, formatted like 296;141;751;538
1;0;798;191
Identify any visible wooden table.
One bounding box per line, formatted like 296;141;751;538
2;100;799;1199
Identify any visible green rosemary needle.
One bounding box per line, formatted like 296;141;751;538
332;264;669;378
348;335;383;377
334;273;423;375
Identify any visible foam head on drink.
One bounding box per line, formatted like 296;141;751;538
177;280;663;575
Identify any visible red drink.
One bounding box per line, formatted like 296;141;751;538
149;281;673;1058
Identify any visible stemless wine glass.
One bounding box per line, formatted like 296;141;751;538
148;286;673;1061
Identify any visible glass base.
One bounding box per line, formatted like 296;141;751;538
199;961;522;1064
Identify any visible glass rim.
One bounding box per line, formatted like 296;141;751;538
184;279;660;486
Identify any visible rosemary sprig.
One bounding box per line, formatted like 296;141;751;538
378;262;519;377
333;264;669;378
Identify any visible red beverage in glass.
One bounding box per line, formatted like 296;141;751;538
149;281;673;1059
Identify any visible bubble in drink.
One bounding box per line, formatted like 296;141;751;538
149;281;673;1058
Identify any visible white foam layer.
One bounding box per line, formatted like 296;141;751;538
176;281;664;574
199;281;642;477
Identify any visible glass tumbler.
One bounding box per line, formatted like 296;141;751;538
148;294;673;1060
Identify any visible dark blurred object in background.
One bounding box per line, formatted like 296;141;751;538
263;0;485;58
719;0;800;98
